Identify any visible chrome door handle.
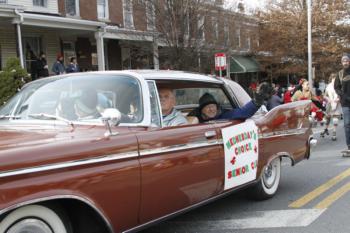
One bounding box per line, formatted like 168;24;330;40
205;131;217;138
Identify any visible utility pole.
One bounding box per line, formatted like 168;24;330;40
307;0;313;89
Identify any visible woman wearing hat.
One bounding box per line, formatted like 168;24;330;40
191;82;272;123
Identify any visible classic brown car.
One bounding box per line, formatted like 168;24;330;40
0;71;315;233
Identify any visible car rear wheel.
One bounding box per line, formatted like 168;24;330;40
248;157;281;200
0;205;69;233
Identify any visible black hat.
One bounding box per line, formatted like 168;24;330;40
199;93;218;111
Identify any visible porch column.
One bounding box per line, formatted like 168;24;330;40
15;23;24;68
95;31;105;71
153;36;159;70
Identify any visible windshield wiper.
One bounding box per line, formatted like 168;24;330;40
0;115;21;120
28;113;75;129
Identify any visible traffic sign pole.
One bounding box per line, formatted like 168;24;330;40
215;53;226;78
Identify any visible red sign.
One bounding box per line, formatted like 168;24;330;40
215;53;227;71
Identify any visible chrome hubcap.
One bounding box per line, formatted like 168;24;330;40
7;219;53;233
263;161;277;188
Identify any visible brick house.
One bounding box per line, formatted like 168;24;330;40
0;0;259;80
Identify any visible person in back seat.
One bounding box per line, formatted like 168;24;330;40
159;88;188;127
190;82;272;123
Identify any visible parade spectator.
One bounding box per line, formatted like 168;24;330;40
334;54;350;151
292;79;313;101
283;86;295;103
314;88;325;124
29;50;38;81
159;88;188;127
51;54;65;75
66;57;80;73
321;73;341;140
36;52;49;78
267;89;283;110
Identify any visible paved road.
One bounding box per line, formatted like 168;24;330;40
141;121;350;233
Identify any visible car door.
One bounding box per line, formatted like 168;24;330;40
136;81;224;224
207;80;261;193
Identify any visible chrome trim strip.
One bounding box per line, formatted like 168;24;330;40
260;128;308;139
140;139;222;156
0;195;115;233
0;151;139;178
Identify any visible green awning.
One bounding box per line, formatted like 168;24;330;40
230;55;260;73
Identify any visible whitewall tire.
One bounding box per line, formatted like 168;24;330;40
248;157;281;200
0;205;68;233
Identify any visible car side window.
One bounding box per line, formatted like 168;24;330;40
175;87;233;110
222;78;251;107
147;81;162;127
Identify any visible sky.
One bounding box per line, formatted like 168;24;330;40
225;0;267;12
244;0;266;9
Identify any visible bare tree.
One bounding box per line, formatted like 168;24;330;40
140;0;227;72
255;0;350;80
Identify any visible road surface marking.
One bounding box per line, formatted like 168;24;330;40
314;182;350;209
289;167;350;208
169;209;324;230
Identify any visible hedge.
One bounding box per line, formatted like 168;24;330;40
0;58;30;106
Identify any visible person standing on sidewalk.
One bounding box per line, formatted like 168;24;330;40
37;52;49;78
66;57;80;73
334;55;350;151
51;54;66;75
321;73;341;140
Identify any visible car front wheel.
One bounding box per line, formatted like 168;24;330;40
0;205;69;233
249;157;281;200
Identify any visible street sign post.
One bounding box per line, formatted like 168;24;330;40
215;53;226;78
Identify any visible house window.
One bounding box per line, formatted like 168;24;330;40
33;0;47;7
66;0;79;16
234;28;241;48
97;0;109;19
146;1;155;31
198;15;205;41
224;19;229;46
212;16;219;41
123;0;134;29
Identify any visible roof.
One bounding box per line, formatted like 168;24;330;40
12;12;105;31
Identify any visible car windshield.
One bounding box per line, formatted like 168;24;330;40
0;74;143;124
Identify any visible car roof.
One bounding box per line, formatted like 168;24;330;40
28;70;224;85
131;70;224;84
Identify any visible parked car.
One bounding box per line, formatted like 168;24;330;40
0;71;315;233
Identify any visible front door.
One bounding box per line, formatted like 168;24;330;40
137;123;223;223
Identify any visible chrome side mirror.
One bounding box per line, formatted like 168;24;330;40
101;108;121;137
